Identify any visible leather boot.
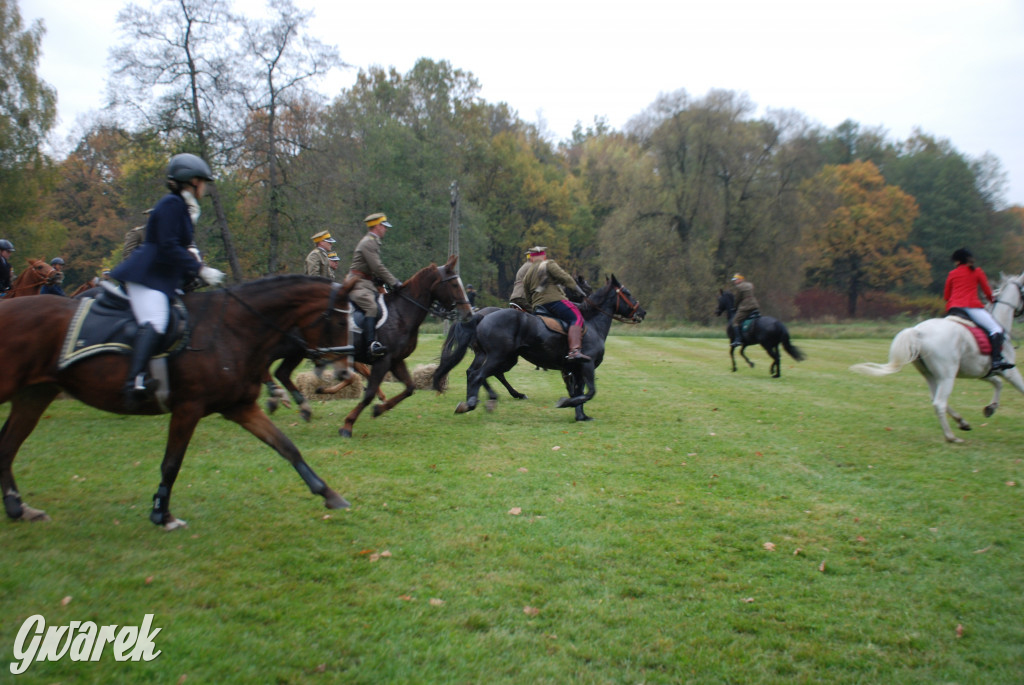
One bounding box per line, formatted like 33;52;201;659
124;323;162;410
730;321;742;347
364;316;387;358
989;332;1015;372
565;324;591;361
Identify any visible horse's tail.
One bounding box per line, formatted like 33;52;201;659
850;327;919;376
780;325;805;361
432;314;482;392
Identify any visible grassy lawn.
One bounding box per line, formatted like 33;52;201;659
2;333;1023;683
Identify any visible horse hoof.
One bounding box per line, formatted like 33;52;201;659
372;405;385;418
555;397;571;408
20;505;50;522
325;492;350;509
455;402;473;414
513;394;528;400
164;517;188;532
485;399;497;412
576;415;594;422
300;409;312;423
339;428;352;438
984;405;996;418
266;400;279;414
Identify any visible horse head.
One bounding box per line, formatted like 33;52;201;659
6;258;57;298
715;289;735;317
428;255;474;322
594;274;645;323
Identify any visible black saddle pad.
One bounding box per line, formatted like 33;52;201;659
58;287;190;370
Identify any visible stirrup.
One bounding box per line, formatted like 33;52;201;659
369;341;387;358
991;359;1015;372
566;349;591;361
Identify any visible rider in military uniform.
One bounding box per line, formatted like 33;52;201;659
729;273;760;347
522;246;589;360
305;230;335;279
348;213;402;358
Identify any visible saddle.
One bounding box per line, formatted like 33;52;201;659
533;307;586;337
59;283;190;379
736;311;760;343
945;310;992;354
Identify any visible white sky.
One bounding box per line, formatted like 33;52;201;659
22;0;1024;207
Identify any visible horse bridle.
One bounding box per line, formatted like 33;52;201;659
6;263;57;295
585;286;642;323
399;270;471;321
992;278;1024;319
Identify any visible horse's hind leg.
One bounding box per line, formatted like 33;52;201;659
767;344;781;378
222;402;349;510
0;385;61;521
926;375;967;442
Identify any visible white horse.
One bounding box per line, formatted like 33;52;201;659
851;272;1024;442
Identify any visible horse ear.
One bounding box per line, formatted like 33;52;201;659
446;254;458;270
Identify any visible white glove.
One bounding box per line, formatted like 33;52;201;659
188;246;202;263
199;265;226;286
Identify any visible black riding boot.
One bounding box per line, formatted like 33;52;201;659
989;332;1015;372
729;322;742;348
364;316;387;358
124;323;162;411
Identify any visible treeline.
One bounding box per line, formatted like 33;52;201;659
4;0;1023;323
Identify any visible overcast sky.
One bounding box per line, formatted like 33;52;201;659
23;0;1024;207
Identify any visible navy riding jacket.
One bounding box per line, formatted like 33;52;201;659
110;193;199;296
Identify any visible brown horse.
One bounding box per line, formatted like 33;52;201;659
4;258;57;298
0;275;354;528
326;254;473;438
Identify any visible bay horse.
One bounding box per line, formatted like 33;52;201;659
715;289;805;378
318;255;473;438
433;275;645;421
0;275;354;528
851;271;1024;443
4;258;57;298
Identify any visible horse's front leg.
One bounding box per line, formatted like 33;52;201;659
339;363;391;437
739;346;755;369
275;356;312;422
495;372;527;400
371;361;415;418
983;374;1004;418
222;402;349;509
729;346;738;372
1;386;61;522
150;405;204;530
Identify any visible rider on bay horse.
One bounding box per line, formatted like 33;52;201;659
348;213;404;358
110;153;226;410
0;239;14;297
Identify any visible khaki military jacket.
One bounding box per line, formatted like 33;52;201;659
123;225;145;261
523;259;578;310
349;232;399;288
305;247;332;279
733;280;760;321
509;260;532;309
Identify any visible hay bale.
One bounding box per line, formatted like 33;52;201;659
414;363;445;391
293;368;365;401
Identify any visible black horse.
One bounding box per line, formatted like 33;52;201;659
715;289;805;378
433;275;645;421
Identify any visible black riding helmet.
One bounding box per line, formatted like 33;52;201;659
951;247;973;264
0;239;14;251
166;153;214;183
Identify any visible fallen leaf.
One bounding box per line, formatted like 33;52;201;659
763;542;776;551
818;561;827;573
1006;481;1017;487
380;550;392;558
145;576;154;584
856;536;867;543
523;606;540;616
398;595;415;601
741;597;754;603
177;675;188;685
793;548;803;556
973;546;991;554
508;507;522;516
369;553;381;562
518;467;528;473
61;596;72;606
552;446;561;451
429;598;445;607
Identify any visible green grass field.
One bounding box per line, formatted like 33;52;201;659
2;334;1023;684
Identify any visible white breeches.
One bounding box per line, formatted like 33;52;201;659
962;307;1002;336
125;282;169;334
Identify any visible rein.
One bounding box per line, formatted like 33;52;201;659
584;286;642;323
991;280;1024;319
398;271;470;320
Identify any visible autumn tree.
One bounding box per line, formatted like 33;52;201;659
110;0;244;279
0;0;57;252
800;160;929;316
237;0;342;275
